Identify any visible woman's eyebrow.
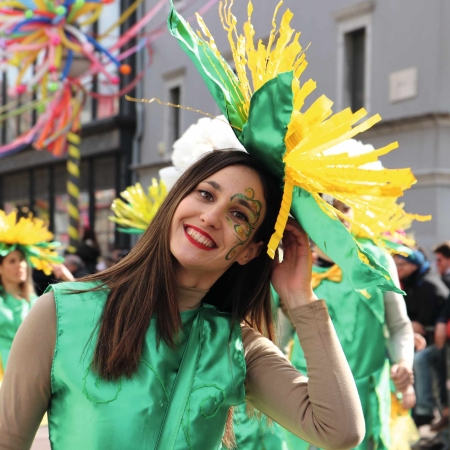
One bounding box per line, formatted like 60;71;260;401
205;180;221;191
236;198;253;211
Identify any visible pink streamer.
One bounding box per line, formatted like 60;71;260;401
109;0;166;51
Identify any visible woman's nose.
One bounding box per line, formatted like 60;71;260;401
199;205;222;229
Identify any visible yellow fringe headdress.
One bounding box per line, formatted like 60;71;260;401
161;1;431;293
110;180;167;234
0;210;63;275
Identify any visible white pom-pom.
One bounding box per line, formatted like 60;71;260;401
324;139;383;170
159;166;183;191
171;116;245;172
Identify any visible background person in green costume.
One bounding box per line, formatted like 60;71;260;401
0;249;36;375
285;198;415;450
0;151;366;449
0;210;63;377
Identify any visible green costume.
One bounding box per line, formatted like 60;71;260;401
0;289;37;370
46;282;246;450
233;403;287;450
287;241;391;449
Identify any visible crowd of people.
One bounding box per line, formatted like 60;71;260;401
394;242;450;434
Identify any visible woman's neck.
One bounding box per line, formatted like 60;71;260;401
175;264;222;291
177;284;209;311
2;280;23;299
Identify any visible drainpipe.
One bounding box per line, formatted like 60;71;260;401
131;0;146;184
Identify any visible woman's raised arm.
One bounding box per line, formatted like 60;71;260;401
243;300;365;449
242;218;364;449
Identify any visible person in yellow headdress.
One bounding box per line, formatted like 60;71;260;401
0;210;62;377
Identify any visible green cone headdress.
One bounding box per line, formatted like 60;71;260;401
162;0;433;294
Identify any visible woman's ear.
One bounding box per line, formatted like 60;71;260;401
236;241;264;265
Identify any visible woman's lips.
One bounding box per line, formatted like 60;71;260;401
184;225;217;250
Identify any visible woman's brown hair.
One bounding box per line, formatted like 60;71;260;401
83;150;282;381
0;250;35;302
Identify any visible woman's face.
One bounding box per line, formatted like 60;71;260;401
0;250;28;286
170;165;266;284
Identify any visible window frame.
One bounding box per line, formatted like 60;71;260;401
164;74;184;155
336;12;372;113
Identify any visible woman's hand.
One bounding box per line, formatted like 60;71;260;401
400;384;416;410
271;218;318;309
391;360;414;392
414;332;427;351
52;264;75;282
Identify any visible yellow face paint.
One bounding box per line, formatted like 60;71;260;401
226;188;262;260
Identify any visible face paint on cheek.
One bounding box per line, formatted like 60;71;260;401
226;188;262;260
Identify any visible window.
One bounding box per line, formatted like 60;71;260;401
171;0;186;8
164;74;184;153
168;86;181;146
335;3;373;112
344;28;366;112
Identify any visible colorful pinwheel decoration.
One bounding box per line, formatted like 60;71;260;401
0;0;167;251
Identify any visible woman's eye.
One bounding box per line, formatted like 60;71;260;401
198;190;213;201
231;211;248;222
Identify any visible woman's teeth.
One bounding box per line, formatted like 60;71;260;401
186;228;215;248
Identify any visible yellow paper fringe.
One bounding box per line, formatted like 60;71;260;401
110;180;167;232
0;211;54;245
0;211;61;275
195;1;429;257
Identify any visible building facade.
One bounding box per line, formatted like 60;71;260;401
137;0;450;252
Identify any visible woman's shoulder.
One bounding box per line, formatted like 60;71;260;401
22;291;57;329
46;280;107;297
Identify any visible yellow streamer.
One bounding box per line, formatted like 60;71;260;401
125;95;243;131
58;28;82;53
99;0;144;40
77;4;103;26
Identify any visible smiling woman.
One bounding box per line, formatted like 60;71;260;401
0;151;365;450
170;164;267;289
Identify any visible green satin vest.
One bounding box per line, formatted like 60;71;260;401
47;282;246;450
290;240;388;380
0;290;37;370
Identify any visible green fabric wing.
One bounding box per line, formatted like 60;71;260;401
168;2;245;137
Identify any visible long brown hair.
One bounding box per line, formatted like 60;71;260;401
83;150;282;381
0;250;35;302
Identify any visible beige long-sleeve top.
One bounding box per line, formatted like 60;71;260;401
0;286;364;450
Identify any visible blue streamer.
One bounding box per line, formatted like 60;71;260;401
61;49;73;80
12;17;52;34
85;34;121;67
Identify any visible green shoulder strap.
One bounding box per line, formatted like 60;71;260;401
155;305;204;449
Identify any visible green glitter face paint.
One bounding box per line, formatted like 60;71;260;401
226;188;262;260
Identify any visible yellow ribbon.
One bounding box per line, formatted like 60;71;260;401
311;264;343;289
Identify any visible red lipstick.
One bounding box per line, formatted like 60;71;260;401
184;225;217;251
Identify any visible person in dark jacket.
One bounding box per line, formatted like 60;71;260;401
74;228;101;274
394;249;449;428
434;241;450;289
